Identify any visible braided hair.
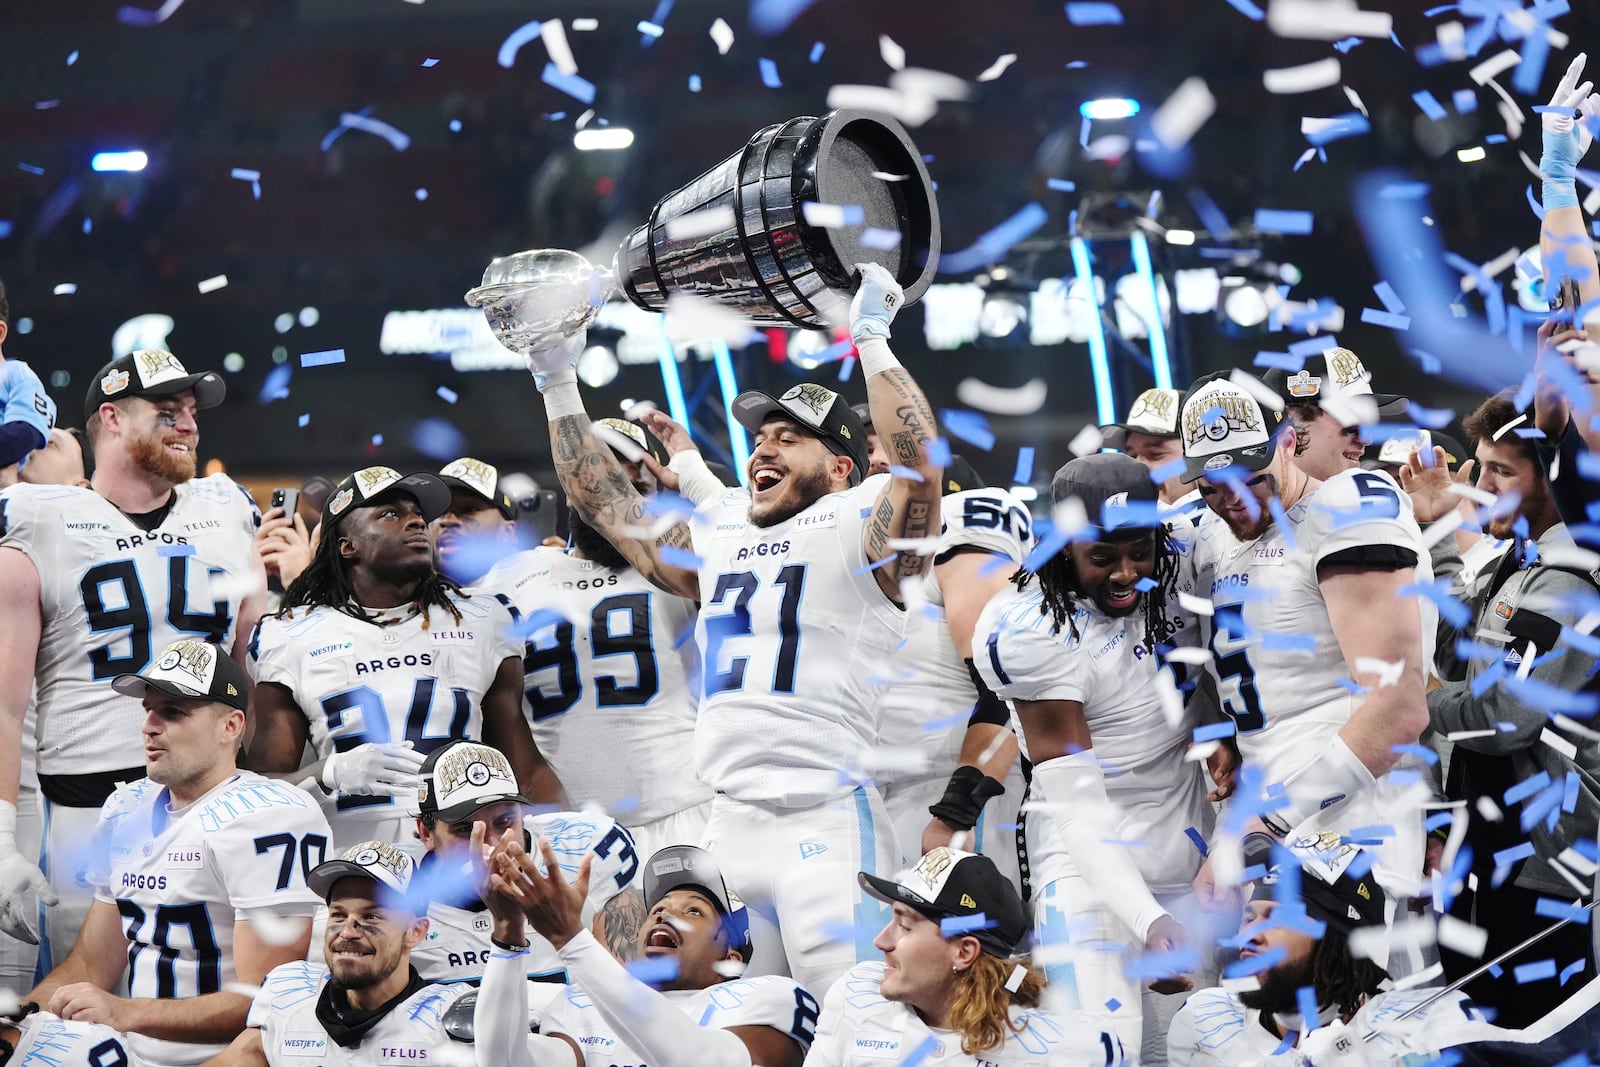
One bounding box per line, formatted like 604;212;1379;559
277;514;464;627
1310;926;1389;1019
1011;529;1181;653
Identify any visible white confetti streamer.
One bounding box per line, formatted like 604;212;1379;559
709;18;734;55
1355;657;1406;688
1267;0;1392;40
664;206;735;241
1178;592;1215;617
1067;424;1104;457
1473;795;1503;822
541;19;578;76
1150;78;1215;150
879;35;906;71
1435;915;1488;958
1541;728;1579;760
1263;58;1341;94
1469;50;1520;86
1164;647;1215;665
977;54;1017;82
197;274;228;294
826;85;939;127
955;377;1048;415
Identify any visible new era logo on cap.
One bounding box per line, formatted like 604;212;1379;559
439;457;500;501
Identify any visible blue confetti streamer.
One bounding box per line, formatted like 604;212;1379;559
1184;827;1209;856
1222;0;1265;18
1453;88;1477;114
1047;178;1077;192
1261;632;1316;652
496;19;543;68
939;203;1050;275
157;542;196;557
809;41;825;62
627;956;681;985
259;364;292;405
1014;447;1035;484
421;58;439;68
1399;579;1471;629
1514;959;1557;984
1561;959;1587;986
688;74;702;92
299;349;345;368
927;437;953;467
1506;771;1553;807
1405;402;1456;429
1361;308;1411;330
896;1036;940;1067
436;386;459;404
1305;113;1370;146
1373;281;1405;314
371;434;383;446
1391;743;1440;765
851;556;898;576
940;913;996;936
749;0;816;35
1192;722;1236;742
1535;897;1591;924
758;57;782;88
1225;945;1287;977
297;413;310;428
543;63;597;104
1296;986;1320;1032
1412;90;1447;120
940;410;996;450
1148;457;1185;484
1254;209;1313;235
658;546;705;570
1064;1;1124;24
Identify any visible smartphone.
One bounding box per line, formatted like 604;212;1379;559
1551;277;1581;324
269;487;300;517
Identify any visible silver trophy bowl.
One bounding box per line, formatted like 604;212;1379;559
464;249;615;353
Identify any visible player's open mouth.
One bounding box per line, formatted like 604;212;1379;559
751;467;786;497
643;922;682;954
1104;587;1137;609
165;440;191;454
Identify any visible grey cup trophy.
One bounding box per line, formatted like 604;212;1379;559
468;108;940;350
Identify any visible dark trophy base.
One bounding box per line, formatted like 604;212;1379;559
616;108;941;329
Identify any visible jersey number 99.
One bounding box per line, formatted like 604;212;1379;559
522;592;661;720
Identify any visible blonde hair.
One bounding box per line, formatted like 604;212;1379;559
947;954;1045;1056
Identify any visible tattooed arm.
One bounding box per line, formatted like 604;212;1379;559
592;885;645;962
850;264;944;603
546;412;701;600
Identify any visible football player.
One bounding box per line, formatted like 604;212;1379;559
520;262;939;990
245;466;556;853
474;421;710;861
407;739;644;983
872;460;1031;887
1177;374;1434;905
1261;350;1408;482
474;839;812;1067
807;848;1127;1066
0;350;263;968
22;640;326;1067
432;457;519;586
1100;388;1195;512
975;452;1220;1063
207;841;475;1067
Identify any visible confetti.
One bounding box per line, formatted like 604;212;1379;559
1254;209;1314;234
859;227;901;250
421;58;438;68
759;57;782;88
939;202;1049;274
709;17;735;54
117;0;186;26
1013;447;1035;484
1150;77;1215;150
879;34;906;70
1065;2;1124;25
688;74;702;92
801;202;865;228
497;19;543;68
299;349;346;368
52;283;77;295
1267;0;1392;40
542;63;597;104
748;0;814;35
157;543;196;557
329;112;411;152
436;386;459;405
1223;0;1266;18
1412;90;1447;121
955;377;1048;416
940;410;996;450
1263;58;1341;94
297;413;310;428
976;54;1017;82
541;19;578;77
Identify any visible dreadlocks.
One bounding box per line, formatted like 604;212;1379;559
1011;529;1181;652
1310;926;1388;1019
277;518;465;627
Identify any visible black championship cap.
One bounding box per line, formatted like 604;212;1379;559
84;350;226;421
594;418;670;467
417;740;531;823
732;383;870;486
942;455;985;495
1051;452;1161;538
860;847;1029;958
323;465;452;528
308;840;419;905
644;844;754;963
1260;348;1407;420
1251;848;1387;934
111;638;249;711
1178;374;1280;484
438;457;517;519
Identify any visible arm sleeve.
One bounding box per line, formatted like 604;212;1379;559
555;930;755;1067
977;608;1087;704
668;451;732;507
0;423;45;469
246;617;297;688
211;789;328;912
1031;752;1168;942
0;363;55;438
477;948;581;1067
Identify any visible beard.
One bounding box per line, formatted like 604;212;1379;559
569;509;632;571
129;430;197;484
1488;483;1549;540
749;463;832;528
1238;952;1316;1015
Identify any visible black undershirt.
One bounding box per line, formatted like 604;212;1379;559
122;495;175;532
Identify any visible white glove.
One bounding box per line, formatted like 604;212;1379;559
525;330;585;392
320;742;426;799
850;262;904;344
1542;53;1600;211
1295;1020;1373;1066
0;799;57;944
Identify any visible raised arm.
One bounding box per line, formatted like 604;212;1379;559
851;265;944;602
529;335;700;600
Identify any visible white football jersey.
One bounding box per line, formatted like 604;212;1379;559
875;489;1032;785
690;475;905;807
1166;986;1478;1066
412;811;642;983
475;547;710;823
975;582;1211;893
541;971;817;1065
8;1014;148;1067
807;962;1126;1066
0;475;258;777
250;959;471;1067
87;772;327;1067
1182;468;1436;782
248;592;521;852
